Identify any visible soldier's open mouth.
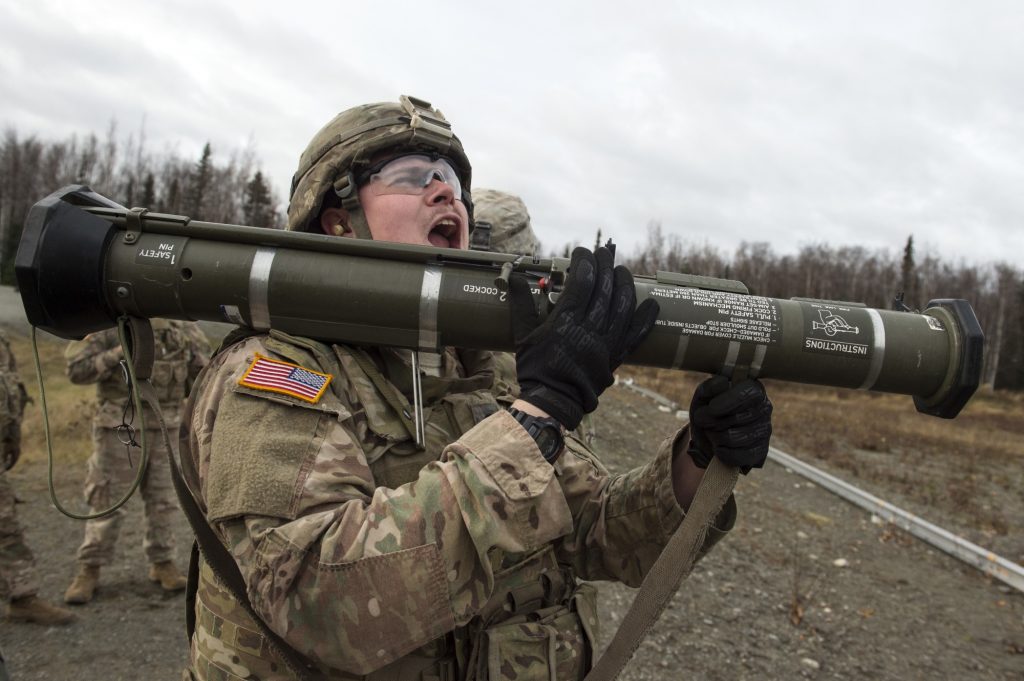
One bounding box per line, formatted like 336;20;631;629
428;219;460;248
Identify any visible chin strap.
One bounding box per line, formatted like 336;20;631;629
345;208;374;240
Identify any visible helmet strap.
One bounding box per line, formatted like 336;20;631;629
329;170;372;239
345;207;374;240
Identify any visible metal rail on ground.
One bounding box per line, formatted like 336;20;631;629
617;380;1024;593
767;447;1024;593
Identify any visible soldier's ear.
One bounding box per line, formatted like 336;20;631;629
320;208;353;237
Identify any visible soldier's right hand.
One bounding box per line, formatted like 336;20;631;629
687;375;773;473
509;246;659;430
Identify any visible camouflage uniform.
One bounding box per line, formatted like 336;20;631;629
183;331;735;680
182;97;735;680
473;188;537;411
65;320;209;568
0;331;37;602
0;475;36;603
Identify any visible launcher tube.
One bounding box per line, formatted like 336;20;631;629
16;186;982;418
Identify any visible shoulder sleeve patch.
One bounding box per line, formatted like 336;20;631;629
238;353;332;404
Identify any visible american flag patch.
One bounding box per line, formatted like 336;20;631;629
238;354;332;404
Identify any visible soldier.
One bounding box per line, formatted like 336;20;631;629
471;187;542;257
0;330;75;625
62;320;210;604
180;96;773;680
473;188;540;411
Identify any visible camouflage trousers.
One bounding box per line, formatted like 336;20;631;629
0;470;38;601
75;423;180;566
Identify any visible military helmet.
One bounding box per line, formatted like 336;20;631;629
472;188;540;256
287;95;473;233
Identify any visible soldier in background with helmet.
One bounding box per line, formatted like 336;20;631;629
0;330;75;625
472;188;597;446
62;320;209;605
471;188;542;257
180;95;773;680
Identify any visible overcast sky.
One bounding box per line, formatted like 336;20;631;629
2;0;1022;267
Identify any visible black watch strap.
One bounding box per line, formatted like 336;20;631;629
507;407;565;463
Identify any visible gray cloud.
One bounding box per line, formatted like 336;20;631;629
1;0;1020;266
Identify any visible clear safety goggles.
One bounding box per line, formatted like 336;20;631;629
362;154;463;198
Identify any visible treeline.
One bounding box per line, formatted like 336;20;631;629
0;123;284;283
616;223;1023;390
2;125;1020;390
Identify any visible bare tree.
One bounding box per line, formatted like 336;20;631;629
0;123;285;283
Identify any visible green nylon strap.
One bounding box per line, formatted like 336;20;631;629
154;378;328;681
584;457;739;681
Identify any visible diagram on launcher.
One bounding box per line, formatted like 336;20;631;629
812;310;860;337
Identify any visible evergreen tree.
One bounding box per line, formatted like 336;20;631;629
124;176;135;207
242;171;276;228
186;142;213;217
900;235;918;309
142;172;156;207
165;177;181;214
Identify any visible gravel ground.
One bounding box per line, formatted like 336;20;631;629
1;384;1021;680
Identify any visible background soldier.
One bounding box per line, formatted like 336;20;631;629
0;330;74;625
473;187;598;446
63;320;209;604
472;187;542;256
180;96;773;680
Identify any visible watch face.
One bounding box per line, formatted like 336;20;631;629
508;408;565;462
535;424;563;461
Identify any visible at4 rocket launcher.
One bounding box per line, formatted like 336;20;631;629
17;185;982;419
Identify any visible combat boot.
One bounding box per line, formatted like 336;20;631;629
6;595;76;625
64;565;100;604
148;561;187;592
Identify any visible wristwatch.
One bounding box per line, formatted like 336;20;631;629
507;407;565;463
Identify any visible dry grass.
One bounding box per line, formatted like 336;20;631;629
8;328;1020;542
7;330;96;466
617;365;1024;539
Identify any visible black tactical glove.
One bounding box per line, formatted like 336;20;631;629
509;246;659;430
687;375;773;474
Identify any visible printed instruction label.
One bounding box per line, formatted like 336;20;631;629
649;287;781;344
134;235;187;267
800;302;873;358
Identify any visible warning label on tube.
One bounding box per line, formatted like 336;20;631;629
649;287;781;344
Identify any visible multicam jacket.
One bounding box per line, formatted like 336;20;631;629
64;320;211;426
0;331;30;471
183;330;735;680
